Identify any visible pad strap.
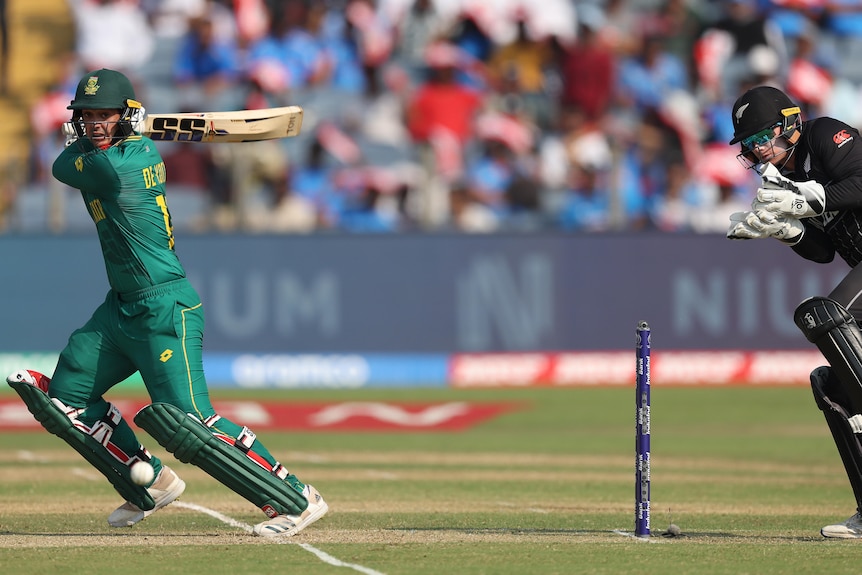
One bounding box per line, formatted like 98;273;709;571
235;427;256;453
90;403;123;447
203;414;288;477
271;463;290;480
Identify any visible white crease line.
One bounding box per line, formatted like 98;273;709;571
285;452;330;464
363;470;399;480
496;502;547;514
17;450;51;463
612;529;660;542
173;501;386;575
173;501;254;533
71;467;101;481
295;542;387;575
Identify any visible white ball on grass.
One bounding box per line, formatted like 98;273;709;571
130;461;155;486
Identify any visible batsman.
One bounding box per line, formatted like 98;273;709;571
6;68;327;536
727;85;862;538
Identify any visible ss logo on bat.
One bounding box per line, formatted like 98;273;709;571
149;117;206;142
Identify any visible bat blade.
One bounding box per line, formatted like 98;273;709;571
142;106;303;143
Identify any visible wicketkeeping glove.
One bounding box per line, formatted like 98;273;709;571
727;210;805;244
753;162;826;218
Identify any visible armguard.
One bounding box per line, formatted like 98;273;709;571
134;402;308;517
7;378;155;510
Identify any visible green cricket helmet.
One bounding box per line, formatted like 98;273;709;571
67;68;143;141
68;68;136;110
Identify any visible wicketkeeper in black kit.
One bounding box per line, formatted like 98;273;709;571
727;85;862;538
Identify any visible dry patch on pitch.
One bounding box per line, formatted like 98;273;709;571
0;496;834;549
0;448;844;549
0;527;823;549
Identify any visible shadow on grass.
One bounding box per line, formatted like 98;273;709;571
384;526;822;543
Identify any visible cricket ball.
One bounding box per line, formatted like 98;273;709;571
130;461;155;486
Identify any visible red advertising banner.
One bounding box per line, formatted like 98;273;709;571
449;350;826;387
0;399;520;432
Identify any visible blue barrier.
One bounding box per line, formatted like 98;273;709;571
0;233;846;353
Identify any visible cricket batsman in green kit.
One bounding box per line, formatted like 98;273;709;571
5;68;327;536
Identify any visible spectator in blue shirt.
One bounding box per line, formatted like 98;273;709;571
246;1;328;101
173;13;242;111
617;33;689;112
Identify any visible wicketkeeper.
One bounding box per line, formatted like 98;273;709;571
6;68;327;536
727;85;862;538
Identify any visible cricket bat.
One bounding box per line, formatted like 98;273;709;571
142;106;303;143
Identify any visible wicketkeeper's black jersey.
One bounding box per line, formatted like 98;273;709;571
788;117;862;268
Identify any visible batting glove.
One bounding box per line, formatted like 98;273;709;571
60;121;78;147
754;163;826;218
727;210;805;244
130;105;146;134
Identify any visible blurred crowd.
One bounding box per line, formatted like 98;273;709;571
15;0;862;234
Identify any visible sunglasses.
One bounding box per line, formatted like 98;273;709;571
741;123;781;150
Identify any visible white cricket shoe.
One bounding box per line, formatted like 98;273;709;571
253;484;328;537
108;466;186;527
821;512;862;539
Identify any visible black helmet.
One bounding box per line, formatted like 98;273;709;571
67;68;143;142
729;85;801;145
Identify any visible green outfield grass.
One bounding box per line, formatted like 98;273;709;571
3;385;862;574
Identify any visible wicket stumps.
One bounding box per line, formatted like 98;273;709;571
635;321;651;538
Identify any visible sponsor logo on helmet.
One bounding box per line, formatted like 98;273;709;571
83;76;100;96
833;129;853;148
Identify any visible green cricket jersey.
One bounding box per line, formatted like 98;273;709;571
52;135;186;294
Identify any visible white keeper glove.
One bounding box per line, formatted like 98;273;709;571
752;162;826;218
727;210;805;244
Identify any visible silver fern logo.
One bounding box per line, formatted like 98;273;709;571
735;102;750;124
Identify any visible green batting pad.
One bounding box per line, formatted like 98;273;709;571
8;379;155;510
134;402;307;516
